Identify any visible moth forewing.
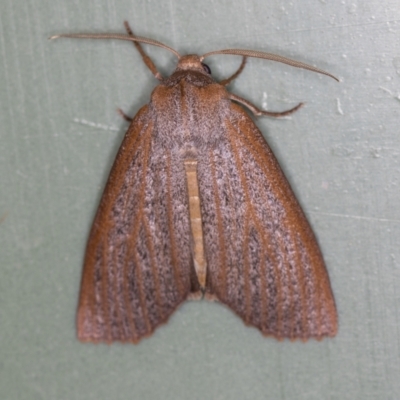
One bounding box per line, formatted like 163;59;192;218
51;22;338;342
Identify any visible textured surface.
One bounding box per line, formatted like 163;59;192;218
204;104;336;338
78;59;336;343
1;0;400;399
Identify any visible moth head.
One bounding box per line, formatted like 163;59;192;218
175;55;212;75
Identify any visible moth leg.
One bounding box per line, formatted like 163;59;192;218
229;93;303;117
123;21;163;81
117;108;133;122
117;21;163;121
220;56;247;86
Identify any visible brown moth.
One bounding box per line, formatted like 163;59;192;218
51;22;338;343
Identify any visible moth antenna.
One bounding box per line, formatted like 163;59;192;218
201;49;338;81
50;33;181;59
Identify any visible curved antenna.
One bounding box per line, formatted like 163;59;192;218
201;49;338;81
50;33;181;59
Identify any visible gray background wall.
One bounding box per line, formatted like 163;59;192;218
1;0;399;399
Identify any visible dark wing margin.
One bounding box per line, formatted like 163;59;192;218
77;106;192;343
200;103;337;340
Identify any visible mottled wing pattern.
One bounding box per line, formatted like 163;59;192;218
77;106;193;343
200;103;337;340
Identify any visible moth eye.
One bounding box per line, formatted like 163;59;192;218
201;63;212;74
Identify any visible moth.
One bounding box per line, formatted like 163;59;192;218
51;22;338;343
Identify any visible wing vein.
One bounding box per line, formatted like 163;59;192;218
123;126;153;336
143;217;163;319
209;150;228;297
132;247;152;333
101;242;112;342
111;249;127;340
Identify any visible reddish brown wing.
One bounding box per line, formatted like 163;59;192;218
77;106;194;343
200;103;337;340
